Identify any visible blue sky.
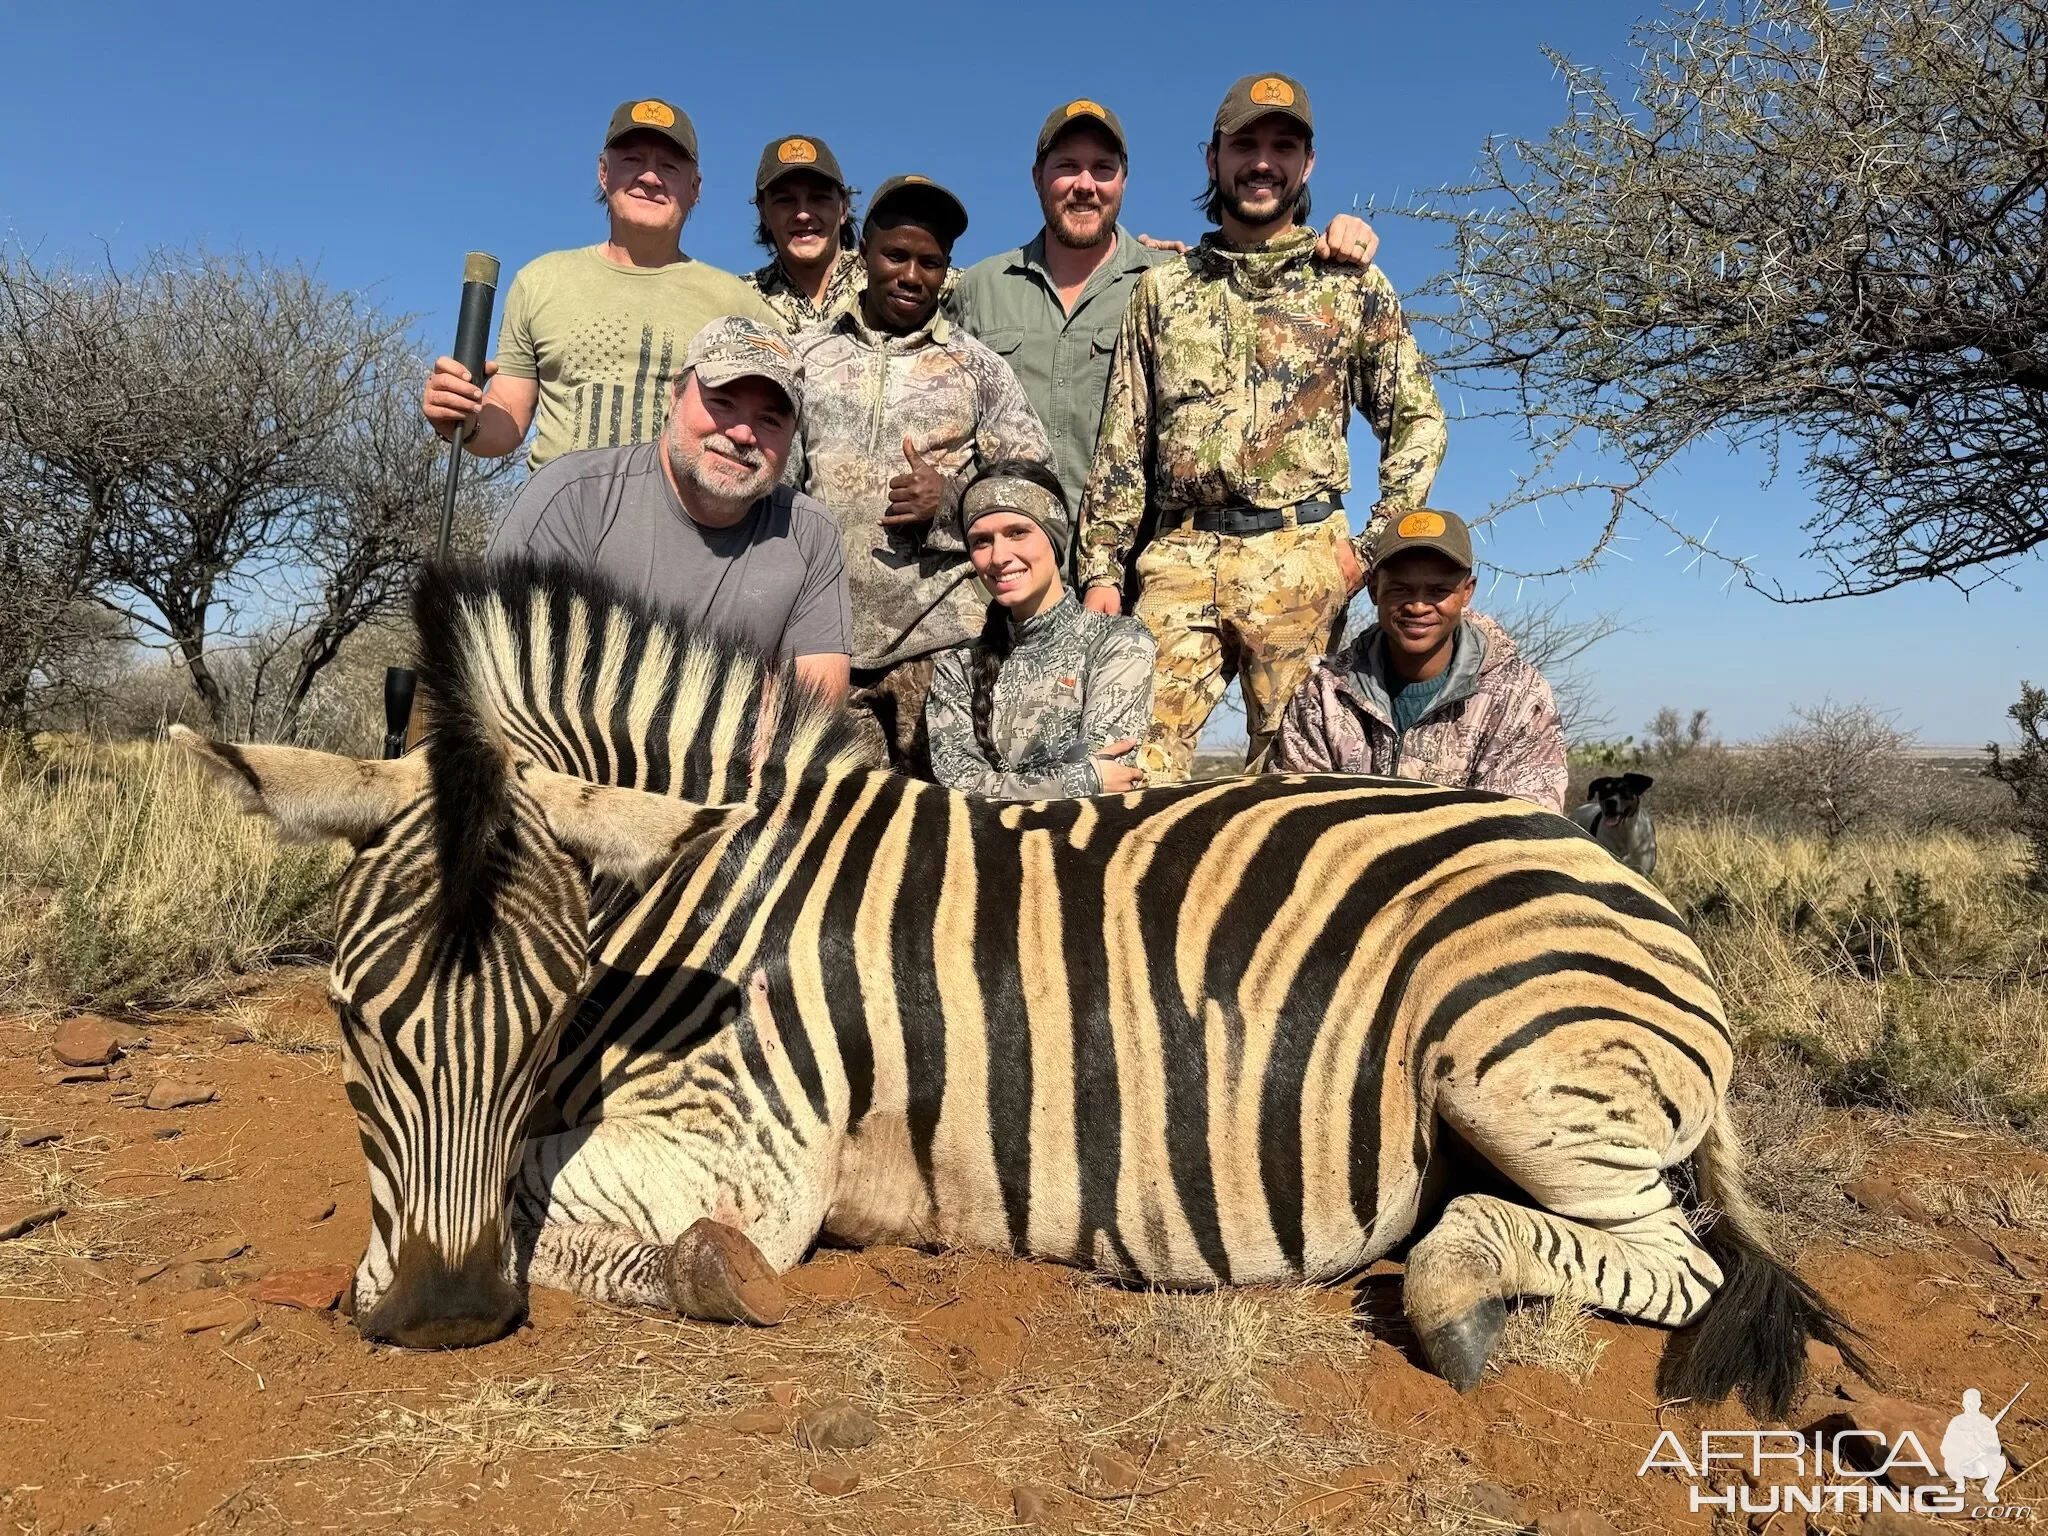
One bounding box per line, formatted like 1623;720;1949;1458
4;0;2037;746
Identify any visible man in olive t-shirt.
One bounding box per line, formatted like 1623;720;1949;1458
422;97;778;470
488;318;852;702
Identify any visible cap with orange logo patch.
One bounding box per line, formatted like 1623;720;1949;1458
604;98;699;161
1370;507;1473;572
1214;72;1313;136
865;174;969;247
1035;97;1128;160
754;134;848;196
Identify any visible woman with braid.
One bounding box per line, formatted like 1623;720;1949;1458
925;461;1155;799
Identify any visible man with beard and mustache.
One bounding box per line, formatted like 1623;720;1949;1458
1077;73;1448;781
487;317;851;702
791;175;1053;774
949;99;1380;565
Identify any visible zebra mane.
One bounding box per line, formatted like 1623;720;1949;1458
410;557;874;960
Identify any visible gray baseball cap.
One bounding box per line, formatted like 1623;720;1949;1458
683;317;803;417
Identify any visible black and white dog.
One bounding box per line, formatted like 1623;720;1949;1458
1571;773;1657;877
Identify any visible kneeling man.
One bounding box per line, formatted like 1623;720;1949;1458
489;316;851;702
1268;508;1567;811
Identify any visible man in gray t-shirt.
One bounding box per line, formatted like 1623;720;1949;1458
489;316;852;702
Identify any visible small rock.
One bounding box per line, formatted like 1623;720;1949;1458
130;1261;169;1284
152;1126;182;1140
1804;1339;1845;1389
0;1205;65;1242
177;1294;248;1334
247;1265;350;1311
796;1400;881;1452
15;1125;63;1148
1012;1485;1062;1524
1948;1226;2006;1268
1844;1176;1937;1227
1862;1514;1946;1536
54;1255;113;1283
52;1016;121;1067
766;1381;798;1407
1075;1446;1146;1497
145;1080;218;1111
214;1023;255;1045
1835;1389;1949;1488
106;1022;152;1050
223;1314;260;1345
808;1463;860;1497
177;1237;249;1265
1536;1513;1621;1536
728;1407;786;1436
57;1066;110;1084
301;1198;336;1225
158;1262;227;1291
1466;1482;1528;1524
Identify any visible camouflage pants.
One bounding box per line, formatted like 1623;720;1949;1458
846;654;943;779
1131;514;1353;782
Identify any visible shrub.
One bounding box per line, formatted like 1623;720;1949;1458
1986;681;2048;892
0;735;341;1012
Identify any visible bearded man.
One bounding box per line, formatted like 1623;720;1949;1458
1075;73;1448;780
948;96;1380;562
486;316;851;702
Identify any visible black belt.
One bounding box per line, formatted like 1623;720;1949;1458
1161;497;1342;536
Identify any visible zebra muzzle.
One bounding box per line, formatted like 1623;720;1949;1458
666;1218;789;1326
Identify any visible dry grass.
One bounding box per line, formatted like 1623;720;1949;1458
0;736;341;1015
1662;820;2048;1124
1489;1299;1607;1384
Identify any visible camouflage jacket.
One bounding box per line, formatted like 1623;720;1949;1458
1268;612;1569;813
1076;224;1447;591
743;249;867;335
926;591;1156;799
790;310;1053;668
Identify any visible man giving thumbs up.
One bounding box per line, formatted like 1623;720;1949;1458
792;175;1053;776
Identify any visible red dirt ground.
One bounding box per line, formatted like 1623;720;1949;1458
3;970;2045;1535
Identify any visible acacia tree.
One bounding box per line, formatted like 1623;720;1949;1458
1418;0;2048;599
0;247;502;739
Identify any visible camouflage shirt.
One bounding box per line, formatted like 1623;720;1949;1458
743;248;867;335
926;591;1155;799
790;309;1053;668
1076;224;1447;591
1267;612;1569;813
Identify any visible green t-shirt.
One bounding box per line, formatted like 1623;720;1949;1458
493;245;780;470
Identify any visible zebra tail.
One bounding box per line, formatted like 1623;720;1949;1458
1658;1104;1874;1420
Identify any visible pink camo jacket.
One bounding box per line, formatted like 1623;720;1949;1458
1268;612;1570;814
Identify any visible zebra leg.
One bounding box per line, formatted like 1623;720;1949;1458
512;969;834;1319
522;1217;789;1324
1403;1195;1720;1390
1407;1036;1726;1391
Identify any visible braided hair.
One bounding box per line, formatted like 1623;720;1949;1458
962;459;1070;769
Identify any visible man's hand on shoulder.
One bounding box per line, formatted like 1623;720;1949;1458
1083;585;1124;617
1317;215;1379;268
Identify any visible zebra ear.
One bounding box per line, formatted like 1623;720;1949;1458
169;725;426;847
518;763;753;886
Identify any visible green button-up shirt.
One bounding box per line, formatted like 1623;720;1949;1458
947;226;1166;532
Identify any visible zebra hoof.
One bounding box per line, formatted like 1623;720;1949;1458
667;1218;789;1327
1420;1296;1506;1393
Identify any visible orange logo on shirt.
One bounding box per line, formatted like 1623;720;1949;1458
778;138;818;164
1397;512;1447;538
631;100;677;127
1249;77;1296;106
